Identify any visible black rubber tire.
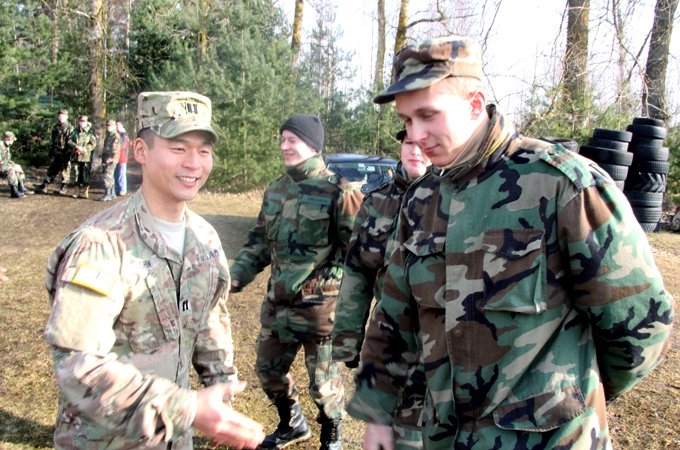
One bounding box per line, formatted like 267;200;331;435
579;145;634;166
632;117;666;127
637;222;660;232
624;172;667;193
597;163;629;181
587;138;629;151
540;136;579;153
632;159;670;175
629;136;664;149
630;145;669;162
626;123;667;139
625;190;664;207
632;207;663;223
592;128;632;142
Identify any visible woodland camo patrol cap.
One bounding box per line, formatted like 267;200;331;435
374;35;483;104
136;91;218;142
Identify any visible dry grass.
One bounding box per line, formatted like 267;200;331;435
0;172;677;449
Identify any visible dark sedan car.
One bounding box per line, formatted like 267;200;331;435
325;153;398;193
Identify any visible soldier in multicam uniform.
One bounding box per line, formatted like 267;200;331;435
44;91;265;449
35;108;74;195
99;119;121;201
1;131;33;198
229;115;363;450
69;115;98;199
332;129;430;449
347;36;674;450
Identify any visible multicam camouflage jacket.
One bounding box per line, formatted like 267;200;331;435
50;121;73;156
332;165;410;363
44;189;236;449
347;108;673;450
230;153;363;341
69;123;97;163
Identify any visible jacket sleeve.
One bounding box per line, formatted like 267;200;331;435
560;181;673;401
193;247;238;386
229;196;272;286
335;180;364;255
332;198;379;362
45;230;196;445
346;209;420;425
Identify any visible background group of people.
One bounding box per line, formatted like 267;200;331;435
2;108;130;201
38;34;673;450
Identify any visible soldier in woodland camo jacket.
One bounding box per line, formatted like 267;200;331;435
230;115;363;450
332;128;430;449
347;35;673;450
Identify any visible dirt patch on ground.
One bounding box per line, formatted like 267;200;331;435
0;163;678;449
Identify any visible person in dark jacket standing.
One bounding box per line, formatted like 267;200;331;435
230;115;363;450
35;108;74;195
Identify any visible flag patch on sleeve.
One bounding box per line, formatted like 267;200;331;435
70;264;116;296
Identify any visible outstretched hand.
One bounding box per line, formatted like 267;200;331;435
363;423;393;450
194;382;265;449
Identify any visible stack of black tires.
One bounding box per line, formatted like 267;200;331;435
623;118;669;232
578;128;633;191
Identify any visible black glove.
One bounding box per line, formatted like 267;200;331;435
345;355;360;369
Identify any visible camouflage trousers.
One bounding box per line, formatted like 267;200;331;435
1;161;25;186
256;325;344;421
102;161;116;189
70;161;92;187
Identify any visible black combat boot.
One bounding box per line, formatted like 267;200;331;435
258;399;311;449
34;181;48;194
18;180;33;195
10;184;24;198
319;419;342;450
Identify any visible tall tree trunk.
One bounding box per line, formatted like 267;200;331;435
90;0;106;143
392;0;409;80
291;0;304;71
641;0;678;122
49;0;62;65
562;0;590;127
373;0;386;92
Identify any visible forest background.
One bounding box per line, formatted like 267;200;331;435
1;0;679;200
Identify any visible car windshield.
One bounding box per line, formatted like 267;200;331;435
325;154;397;193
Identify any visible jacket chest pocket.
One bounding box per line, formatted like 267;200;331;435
296;195;332;246
119;272;180;353
481;229;546;314
263;194;284;241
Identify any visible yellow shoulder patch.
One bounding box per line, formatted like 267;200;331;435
70;264;116;297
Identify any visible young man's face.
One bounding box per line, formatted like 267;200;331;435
79;119;88;130
134;130;214;217
400;137;430;178
58;113;68;124
396;79;483;168
280;130;317;167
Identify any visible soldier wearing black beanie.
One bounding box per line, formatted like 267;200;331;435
279;114;325;152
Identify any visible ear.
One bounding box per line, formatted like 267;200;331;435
470;91;486;119
133;138;148;165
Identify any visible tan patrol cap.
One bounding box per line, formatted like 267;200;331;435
136;91;218;143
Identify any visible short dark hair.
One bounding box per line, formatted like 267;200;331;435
137;128;156;148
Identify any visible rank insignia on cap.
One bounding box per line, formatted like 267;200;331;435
70;264;116;297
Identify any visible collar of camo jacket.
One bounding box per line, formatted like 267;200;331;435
285;153;327;182
433;104;520;183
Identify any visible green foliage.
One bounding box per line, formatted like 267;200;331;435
664;126;679;206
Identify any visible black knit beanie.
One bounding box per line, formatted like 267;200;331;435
280;114;325;151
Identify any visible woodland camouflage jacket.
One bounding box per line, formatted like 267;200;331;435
230;153;363;340
347;110;673;450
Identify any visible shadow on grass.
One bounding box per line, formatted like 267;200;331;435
0;409;54;448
